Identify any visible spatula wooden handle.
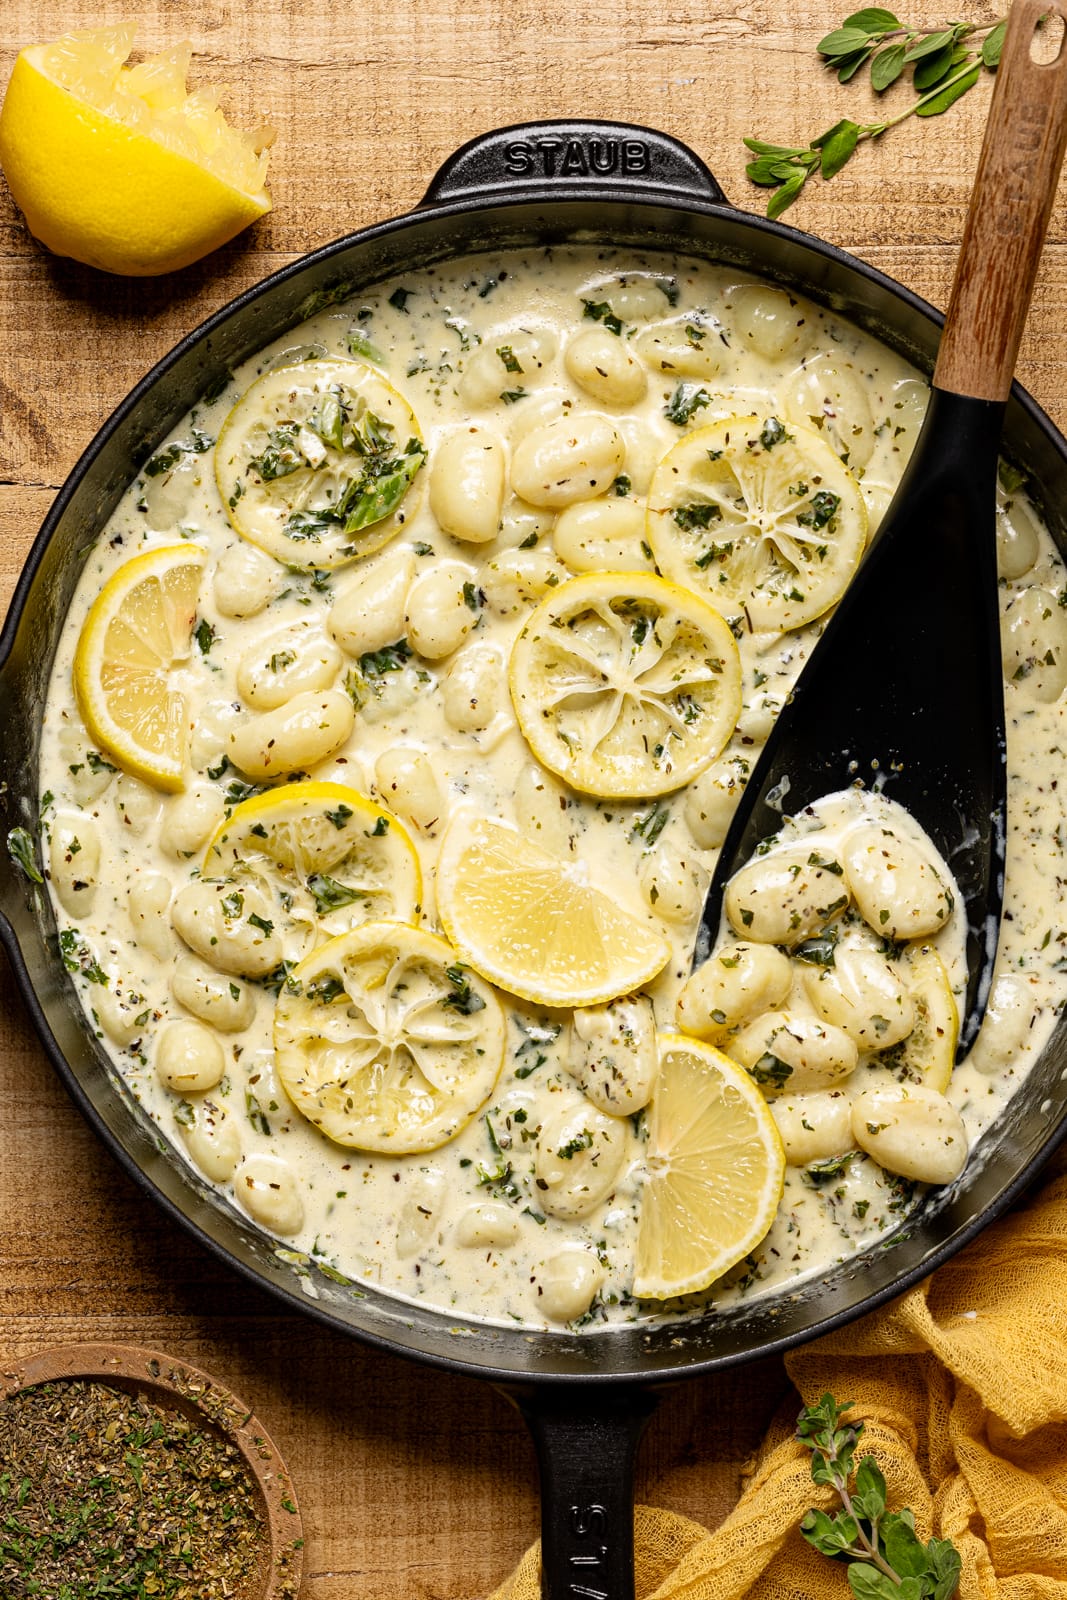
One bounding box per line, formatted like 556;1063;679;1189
934;0;1067;401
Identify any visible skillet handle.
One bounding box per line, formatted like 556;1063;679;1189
503;1384;660;1600
421;120;729;206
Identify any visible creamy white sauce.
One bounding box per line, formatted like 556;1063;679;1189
37;246;1067;1330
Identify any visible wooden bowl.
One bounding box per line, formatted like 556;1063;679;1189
1;1342;304;1599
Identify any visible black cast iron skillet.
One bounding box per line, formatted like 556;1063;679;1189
4;120;1067;1600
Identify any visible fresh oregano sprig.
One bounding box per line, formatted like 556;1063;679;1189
797;1394;962;1599
745;7;1007;217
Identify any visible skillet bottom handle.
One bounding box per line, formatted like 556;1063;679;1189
505;1385;660;1600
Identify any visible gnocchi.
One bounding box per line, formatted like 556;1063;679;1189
429;426;507;543
227;690;355;779
510;414;625;507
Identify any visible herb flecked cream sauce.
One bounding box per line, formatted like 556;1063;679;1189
39;248;1067;1330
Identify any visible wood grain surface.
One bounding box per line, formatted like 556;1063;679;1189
2;2;1066;1595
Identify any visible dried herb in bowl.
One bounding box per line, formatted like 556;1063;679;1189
0;1377;266;1598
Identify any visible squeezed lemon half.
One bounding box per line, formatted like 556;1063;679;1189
215;360;426;571
508;570;742;799
435;814;672;1009
647;415;867;632
273;922;505;1154
73;543;206;792
0;26;272;275
633;1034;786;1300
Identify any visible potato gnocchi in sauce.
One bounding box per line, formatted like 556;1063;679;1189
39;247;1067;1330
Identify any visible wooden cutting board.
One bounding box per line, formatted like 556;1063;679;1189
1;1;1064;1593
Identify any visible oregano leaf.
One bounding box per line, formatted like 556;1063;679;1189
815;118;863;177
800;1507;860;1555
881;1511;930;1577
928;1537;963;1600
913;42;957;90
842;7;901;30
847;1564;899;1600
870;41;907;88
982;19;1007;65
744;137;806;157
766;168;810;218
851;1454;887;1521
819;25;877;55
837;46;877;80
916;62;981;115
903;27;955;61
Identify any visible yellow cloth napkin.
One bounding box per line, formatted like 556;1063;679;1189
491;1151;1067;1599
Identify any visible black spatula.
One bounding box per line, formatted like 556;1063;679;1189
701;0;1067;1054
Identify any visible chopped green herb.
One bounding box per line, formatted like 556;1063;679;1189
58;930;108;985
581;299;624;335
750;1051;792;1089
7;827;42;884
797;490;841;529
673;501;721;531
665;382;712;426
443;965;487;1015
307;873;362;914
759;416;789;450
347;328;385;364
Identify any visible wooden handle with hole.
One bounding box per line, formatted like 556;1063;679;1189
934;0;1067;400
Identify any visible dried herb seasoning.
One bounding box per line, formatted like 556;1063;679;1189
0;1377;265;1598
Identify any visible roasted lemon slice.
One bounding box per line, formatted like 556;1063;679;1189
508;571;742;799
73;543;205;792
204;780;421;934
633;1033;786;1300
876;941;959;1093
435;814;671;1008
273;922;505;1153
646;415;867;632
215;359;425;570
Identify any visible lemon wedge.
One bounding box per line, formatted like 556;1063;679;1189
646;415;867;632
0;26;272;275
435;814;671;1008
204;780;421;934
273;922;505;1153
877;942;959;1093
508;571;742;799
215;360;426;570
633;1033;786;1299
73;543;206;792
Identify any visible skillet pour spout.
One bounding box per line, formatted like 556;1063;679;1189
4;112;1067;1600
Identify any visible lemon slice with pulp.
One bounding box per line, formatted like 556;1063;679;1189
435;814;671;1008
646;415;867;632
273;922;505;1153
508;571;742;798
204;780;421;935
73;543;205;792
876;942;958;1093
633;1033;786;1299
215;359;426;570
0;26;272;276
